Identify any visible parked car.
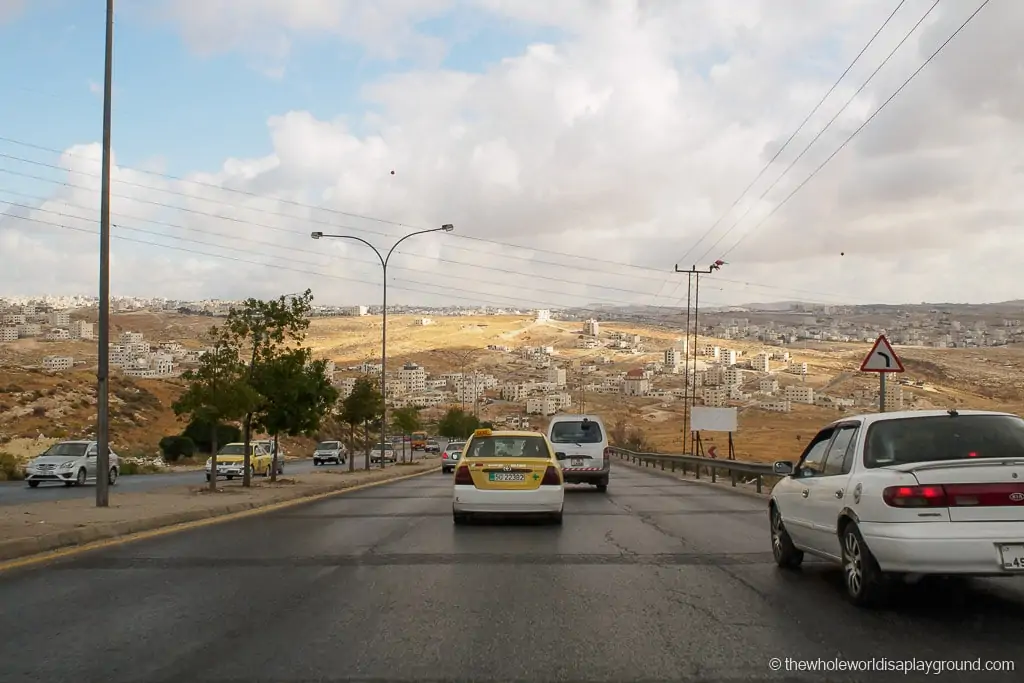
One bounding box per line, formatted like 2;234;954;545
206;442;273;481
770;409;1024;607
313;440;347;466
370;442;397;464
24;440;120;488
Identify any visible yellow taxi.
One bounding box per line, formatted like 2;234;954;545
452;428;565;525
205;442;274;481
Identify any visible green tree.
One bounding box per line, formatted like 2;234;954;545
343;377;384;471
252;349;339;481
391;406;422;462
480;421;494;430
172;340;258;491
437;407;480;439
215;290;314;486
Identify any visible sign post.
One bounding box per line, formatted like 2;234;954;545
859;334;904;412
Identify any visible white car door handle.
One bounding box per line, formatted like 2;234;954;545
801;489;809;498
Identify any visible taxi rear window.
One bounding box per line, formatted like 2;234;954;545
466;435;549;458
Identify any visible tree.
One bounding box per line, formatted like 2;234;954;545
480;421;494;430
172;340;258;491
215;290;315;486
391;406;422;463
437;407;480;439
253;349;339;481
342;377;383;471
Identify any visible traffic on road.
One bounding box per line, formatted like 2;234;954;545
1;460;1019;682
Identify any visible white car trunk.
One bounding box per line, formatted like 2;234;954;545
901;459;1024;522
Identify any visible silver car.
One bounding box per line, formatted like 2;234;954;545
24;440;120;488
440;441;465;474
313;440;346;466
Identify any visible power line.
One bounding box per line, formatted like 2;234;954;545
659;0;912;305
718;0;992;260
691;0;941;267
0;163;859;306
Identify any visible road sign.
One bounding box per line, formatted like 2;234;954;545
860;335;904;373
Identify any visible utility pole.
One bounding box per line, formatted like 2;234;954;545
95;0;115;508
674;260;726;455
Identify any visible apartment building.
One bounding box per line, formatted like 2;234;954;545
785;385;814;404
48;311;71;327
501;383;529;401
525;392;572;416
621;369;650;397
0;327;18;342
751;352;770;372
43;355;74;371
44;328;71;341
583;319;599;336
759;399;791;413
702;386;727;407
17;323;41;337
724;367;744;387
722;349;738;366
398;362;426;393
664;348;682;371
548;366;566;386
70;320;94;340
883;383;904;410
759;378;779;394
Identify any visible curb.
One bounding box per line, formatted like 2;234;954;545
615;457;771;501
0;465;439;569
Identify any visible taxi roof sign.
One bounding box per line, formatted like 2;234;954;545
472;428;492;437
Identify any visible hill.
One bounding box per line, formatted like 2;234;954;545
2;312;1024;466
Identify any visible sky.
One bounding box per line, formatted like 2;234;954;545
0;0;1020;312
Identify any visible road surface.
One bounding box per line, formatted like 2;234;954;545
0;450;428;505
1;464;1019;682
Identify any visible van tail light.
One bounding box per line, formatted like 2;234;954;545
882;485;947;508
540;465;562;486
603;447;613;459
454;465;473;486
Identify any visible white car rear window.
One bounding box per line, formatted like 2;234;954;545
865;414;1024;467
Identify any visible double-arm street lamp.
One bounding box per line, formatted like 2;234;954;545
311;224;454;466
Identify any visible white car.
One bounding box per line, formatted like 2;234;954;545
547;414;610;491
769;409;1024;606
312;440;346;466
369;442;396;464
24;440;120;488
440;441;465;474
452;429;565;525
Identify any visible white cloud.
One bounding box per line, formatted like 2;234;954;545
2;0;1022;310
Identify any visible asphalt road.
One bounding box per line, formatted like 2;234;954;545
0;450;428;505
1;464;1021;682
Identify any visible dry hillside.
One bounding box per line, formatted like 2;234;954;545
3;312;1024;466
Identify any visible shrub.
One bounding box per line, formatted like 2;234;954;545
119;460;162;475
158;435;196;462
0;452;24;481
32;406;47;417
182;419;241;454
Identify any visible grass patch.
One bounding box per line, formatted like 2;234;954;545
119;461;164;475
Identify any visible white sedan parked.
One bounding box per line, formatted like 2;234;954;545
769;409;1024;606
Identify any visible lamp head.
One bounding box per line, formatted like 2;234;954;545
441;224;454;232
310;231;323;239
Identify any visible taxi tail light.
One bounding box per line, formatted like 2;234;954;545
882;485;947;508
540;465;561;486
454;465;473;485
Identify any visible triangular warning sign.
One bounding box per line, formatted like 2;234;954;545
860;335;904;372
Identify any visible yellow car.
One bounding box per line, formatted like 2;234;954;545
452;428;565;525
205;442;274;481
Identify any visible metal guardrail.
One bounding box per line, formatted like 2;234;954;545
608;447;778;494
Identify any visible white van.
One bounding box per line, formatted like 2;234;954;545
547;414;610;492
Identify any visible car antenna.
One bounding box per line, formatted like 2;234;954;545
947;408;959;417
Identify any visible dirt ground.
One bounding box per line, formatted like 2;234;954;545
0;461;438;554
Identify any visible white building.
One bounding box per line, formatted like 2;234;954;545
723;349;738;366
70;320;94;340
548;366;566;387
621;369;650;397
665;348;683;371
883;383;904;410
398;362;426;393
17;323;41;337
48;311;71;327
751;352;770;372
724;367;744;387
759;378;779;394
414;318;433;326
583;319;599;336
45;328;71;341
702;386;727;407
785;385;815;404
501;383;529;401
43;355;74;371
0;327;17;342
526;393;572;416
342;306;368;316
535;309;551;322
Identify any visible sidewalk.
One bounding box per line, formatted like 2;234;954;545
0;461;440;562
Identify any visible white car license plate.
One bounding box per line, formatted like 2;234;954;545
999;544;1024;571
489;472;525;482
571;458;584;467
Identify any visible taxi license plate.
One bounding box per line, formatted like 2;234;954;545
999;544;1024;571
571;458;584;467
488;472;525;482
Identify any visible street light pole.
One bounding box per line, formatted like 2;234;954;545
96;0;115;508
312;225;454;468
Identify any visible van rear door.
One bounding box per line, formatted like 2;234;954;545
549;418;607;471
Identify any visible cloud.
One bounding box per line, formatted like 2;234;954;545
2;0;1022;310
